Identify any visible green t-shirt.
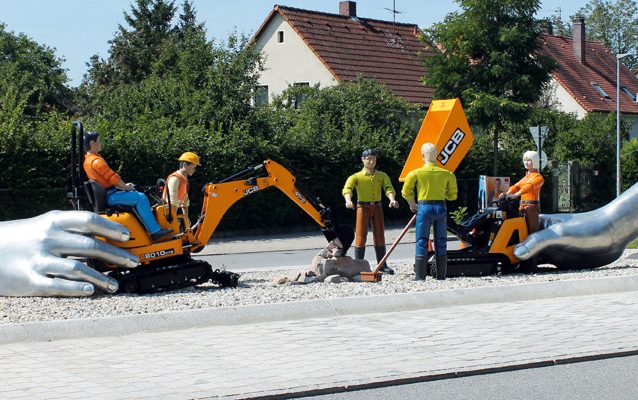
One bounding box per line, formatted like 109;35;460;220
402;163;458;201
342;169;395;202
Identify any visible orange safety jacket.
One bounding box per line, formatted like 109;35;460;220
163;171;189;205
83;153;121;189
507;170;544;210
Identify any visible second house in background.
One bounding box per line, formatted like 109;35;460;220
251;1;436;108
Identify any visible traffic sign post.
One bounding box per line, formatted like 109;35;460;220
529;126;548;170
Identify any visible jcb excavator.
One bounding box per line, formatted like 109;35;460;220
68;122;354;294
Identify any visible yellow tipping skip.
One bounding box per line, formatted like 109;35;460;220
399;98;474;180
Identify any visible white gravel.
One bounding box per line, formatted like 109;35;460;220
2;249;638;325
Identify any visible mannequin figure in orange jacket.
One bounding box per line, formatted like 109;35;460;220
500;150;544;235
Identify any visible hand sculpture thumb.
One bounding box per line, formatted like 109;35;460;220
514;181;638;269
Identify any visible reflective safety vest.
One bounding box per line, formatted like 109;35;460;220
163;171;189;206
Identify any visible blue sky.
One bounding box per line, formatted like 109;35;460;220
1;0;586;86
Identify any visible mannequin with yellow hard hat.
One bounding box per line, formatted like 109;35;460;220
164;152;201;228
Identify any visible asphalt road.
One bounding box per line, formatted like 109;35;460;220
194;242;418;272
298;354;638;400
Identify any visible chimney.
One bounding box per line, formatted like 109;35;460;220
339;1;356;17
572;16;586;63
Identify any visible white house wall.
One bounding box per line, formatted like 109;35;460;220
550;78;587;119
254;14;338;102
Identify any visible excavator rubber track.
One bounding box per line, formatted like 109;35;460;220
109;257;239;294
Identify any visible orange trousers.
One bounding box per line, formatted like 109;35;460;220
355;203;386;247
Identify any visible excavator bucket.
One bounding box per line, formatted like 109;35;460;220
399;98;474;180
322;225;354;256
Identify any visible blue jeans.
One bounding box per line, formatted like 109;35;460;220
107;189;162;234
415;201;447;257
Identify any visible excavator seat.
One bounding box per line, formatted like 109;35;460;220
83;180;135;215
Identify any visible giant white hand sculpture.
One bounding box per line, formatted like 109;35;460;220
515;181;638;269
0;210;138;296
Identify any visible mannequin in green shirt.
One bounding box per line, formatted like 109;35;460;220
343;149;399;274
402;142;457;280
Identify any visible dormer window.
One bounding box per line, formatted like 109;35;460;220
622;86;636;102
277;31;284;43
592;82;611;99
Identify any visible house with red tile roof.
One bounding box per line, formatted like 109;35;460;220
251;1;436;107
541;17;638;138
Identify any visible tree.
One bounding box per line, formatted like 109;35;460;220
84;0;178;87
621;138;638;190
577;0;638;70
0;23;72;116
265;78;422;218
553;112;617;206
422;0;555;175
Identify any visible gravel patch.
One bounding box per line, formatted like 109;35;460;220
2;250;638;325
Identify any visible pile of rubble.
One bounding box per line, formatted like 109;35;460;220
274;241;374;284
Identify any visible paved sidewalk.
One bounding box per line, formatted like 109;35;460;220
1;288;638;399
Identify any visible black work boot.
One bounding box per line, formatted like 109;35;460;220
375;245;394;275
414;256;427;281
435;255;447;280
353;247;366;260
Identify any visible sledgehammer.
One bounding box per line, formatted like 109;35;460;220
360;214;417;282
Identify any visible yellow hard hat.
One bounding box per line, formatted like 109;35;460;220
178;151;201;166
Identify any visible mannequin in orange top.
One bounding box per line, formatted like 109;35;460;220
163;152;200;228
83;131;173;241
500;150;544;235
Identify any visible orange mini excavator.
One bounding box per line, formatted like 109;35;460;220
68;121;354;294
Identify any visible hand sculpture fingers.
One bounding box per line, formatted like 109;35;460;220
514;213;578;260
50;210;130;242
46;231;138;269
0;210;138;297
35;257;119;294
28;273;96;297
514;182;638;268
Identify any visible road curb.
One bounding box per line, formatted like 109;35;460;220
244;349;638;399
2;275;638;345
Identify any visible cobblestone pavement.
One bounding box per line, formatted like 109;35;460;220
1;290;637;399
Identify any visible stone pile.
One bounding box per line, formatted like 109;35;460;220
274;240;372;284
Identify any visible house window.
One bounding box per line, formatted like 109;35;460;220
292;82;309;109
622;86;636;102
592;82;611;99
254;85;268;106
277;31;284;43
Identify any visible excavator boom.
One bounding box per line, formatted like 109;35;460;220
191;159;353;255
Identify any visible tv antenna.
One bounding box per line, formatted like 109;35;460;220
544;7;562;21
384;0;403;31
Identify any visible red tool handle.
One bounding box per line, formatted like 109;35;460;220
372;214;417;274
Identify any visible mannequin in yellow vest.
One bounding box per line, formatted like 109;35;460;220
164;152;200;228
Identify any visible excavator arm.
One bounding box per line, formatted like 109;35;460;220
191;160;353;254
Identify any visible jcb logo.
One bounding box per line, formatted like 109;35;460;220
437;129;465;165
244;186;259;196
